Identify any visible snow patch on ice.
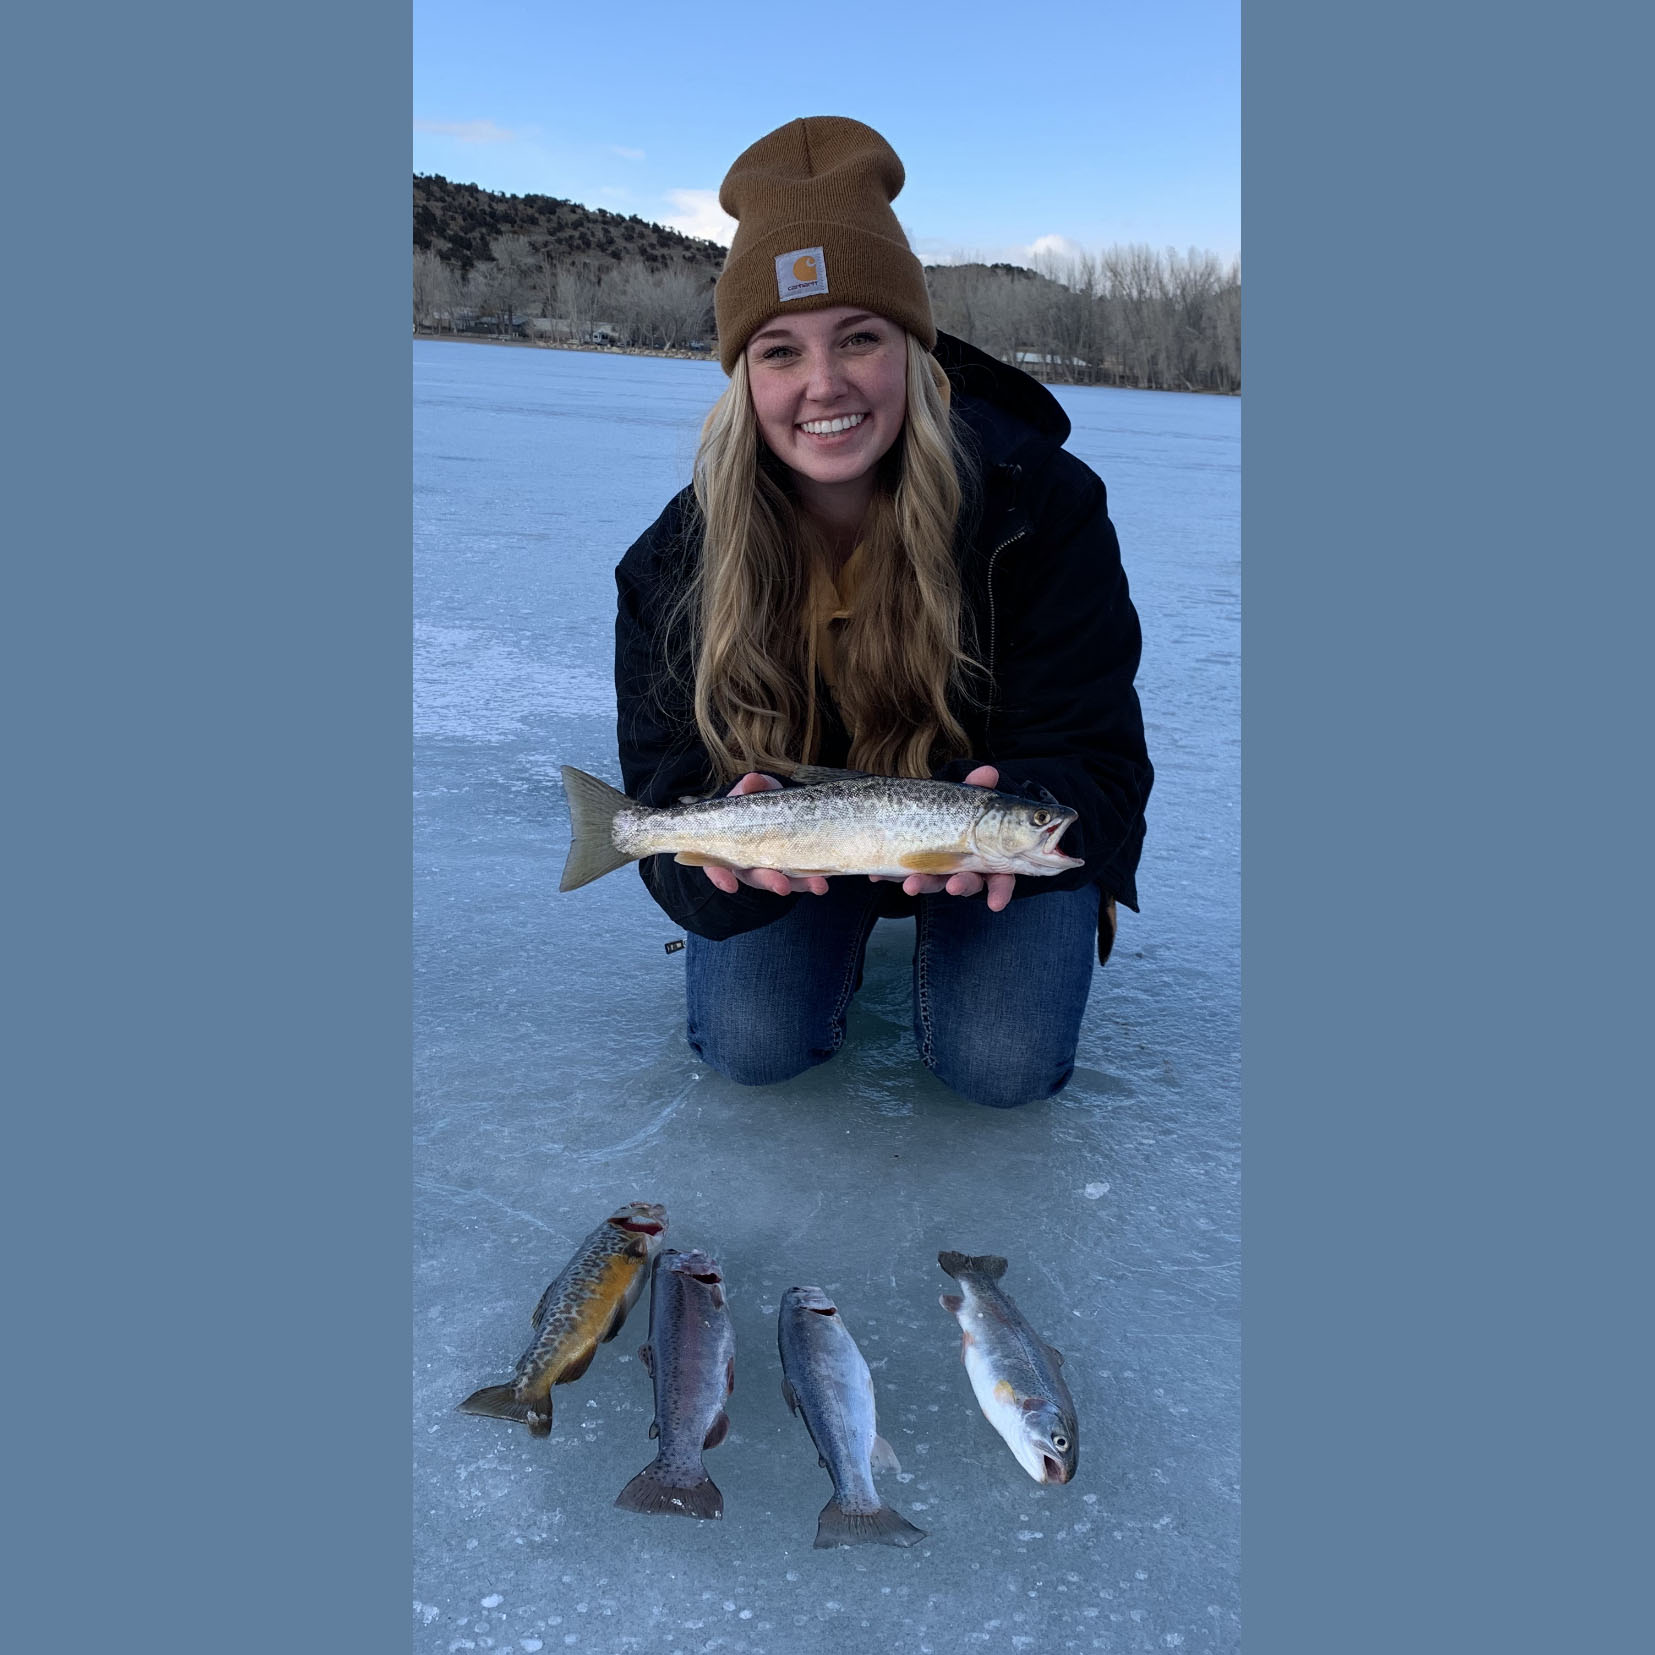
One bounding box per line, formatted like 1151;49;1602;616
415;621;614;742
1084;1182;1110;1198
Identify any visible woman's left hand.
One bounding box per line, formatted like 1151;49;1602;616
869;764;1016;912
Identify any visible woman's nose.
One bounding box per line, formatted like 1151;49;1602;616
801;345;844;401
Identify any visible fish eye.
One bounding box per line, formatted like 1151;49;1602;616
1052;1434;1069;1451
1032;809;1052;826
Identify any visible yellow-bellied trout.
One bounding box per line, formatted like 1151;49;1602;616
614;1248;736;1520
456;1201;667;1436
938;1250;1079;1484
558;765;1082;891
777;1286;926;1549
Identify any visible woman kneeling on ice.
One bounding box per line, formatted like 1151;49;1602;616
613;116;1152;1109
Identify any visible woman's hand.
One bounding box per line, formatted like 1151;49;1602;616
699;772;831;898
869;764;1016;913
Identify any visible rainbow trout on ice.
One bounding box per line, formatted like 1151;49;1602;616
615;1248;736;1520
557;765;1083;890
938;1251;1079;1485
777;1286;926;1549
456;1202;667;1436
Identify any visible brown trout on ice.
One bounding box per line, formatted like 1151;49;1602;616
777;1286;926;1549
939;1250;1079;1484
615;1248;737;1520
456;1201;667;1436
558;765;1082;890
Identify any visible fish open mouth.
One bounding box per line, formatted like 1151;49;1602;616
616;1217;666;1235
1042;1454;1069;1484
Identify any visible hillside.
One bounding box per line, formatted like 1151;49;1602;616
413;174;726;279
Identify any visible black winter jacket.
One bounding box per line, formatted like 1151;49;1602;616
613;331;1153;960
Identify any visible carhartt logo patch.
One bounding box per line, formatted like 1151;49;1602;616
776;246;828;301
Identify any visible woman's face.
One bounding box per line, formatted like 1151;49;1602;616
744;306;908;509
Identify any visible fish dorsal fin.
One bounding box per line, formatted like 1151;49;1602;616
788;764;873;784
870;1434;902;1476
530;1281;559;1330
780;1377;801;1416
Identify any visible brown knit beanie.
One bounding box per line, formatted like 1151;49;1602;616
714;116;936;374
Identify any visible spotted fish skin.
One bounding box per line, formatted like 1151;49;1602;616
938;1250;1079;1485
558;766;1082;890
457;1202;668;1436
614;1249;735;1520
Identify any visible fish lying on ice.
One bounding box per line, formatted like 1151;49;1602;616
456;1201;667;1436
615;1248;736;1520
938;1250;1079;1485
558;764;1082;890
777;1286;926;1549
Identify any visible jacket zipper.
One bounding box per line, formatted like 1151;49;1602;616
982;524;1025;748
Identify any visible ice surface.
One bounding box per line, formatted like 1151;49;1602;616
414;340;1239;1653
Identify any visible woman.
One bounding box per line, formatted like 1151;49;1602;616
614;116;1152;1108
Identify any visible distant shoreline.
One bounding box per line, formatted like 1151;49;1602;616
413;330;714;364
410;329;1239;394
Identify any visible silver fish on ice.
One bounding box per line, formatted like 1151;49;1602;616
938;1251;1079;1485
614;1248;736;1520
558;765;1082;891
777;1286;926;1549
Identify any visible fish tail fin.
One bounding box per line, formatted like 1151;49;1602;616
456;1383;551;1435
613;1460;723;1520
559;767;638;891
938;1250;1008;1282
813;1498;927;1549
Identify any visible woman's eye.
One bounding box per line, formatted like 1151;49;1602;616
842;331;878;347
760;345;796;361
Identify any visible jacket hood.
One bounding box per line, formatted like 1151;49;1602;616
933;329;1071;473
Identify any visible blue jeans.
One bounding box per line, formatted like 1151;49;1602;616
684;881;1101;1109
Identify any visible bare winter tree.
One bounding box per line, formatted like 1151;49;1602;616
413;248;458;332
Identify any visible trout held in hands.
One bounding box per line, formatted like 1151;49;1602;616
615;1248;736;1520
558;765;1083;891
939;1250;1079;1485
777;1286;926;1549
456;1202;667;1436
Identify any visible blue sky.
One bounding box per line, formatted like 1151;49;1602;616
413;0;1240;266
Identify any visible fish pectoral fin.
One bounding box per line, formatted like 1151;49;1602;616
1045;1342;1065;1368
673;851;737;868
899;850;970;874
637;1342;654;1377
870;1434;902;1476
939;1293;964;1315
780;1377;801;1416
782;868;836;878
703;1409;731;1451
647;1420;659;1440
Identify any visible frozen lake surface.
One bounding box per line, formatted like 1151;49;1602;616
414;340;1239;1653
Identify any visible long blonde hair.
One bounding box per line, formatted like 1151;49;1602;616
679;332;976;781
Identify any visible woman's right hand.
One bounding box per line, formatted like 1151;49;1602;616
700;773;831;897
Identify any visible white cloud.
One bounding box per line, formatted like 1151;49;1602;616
661;188;738;248
414;119;514;144
611;145;646;161
1025;233;1086;261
